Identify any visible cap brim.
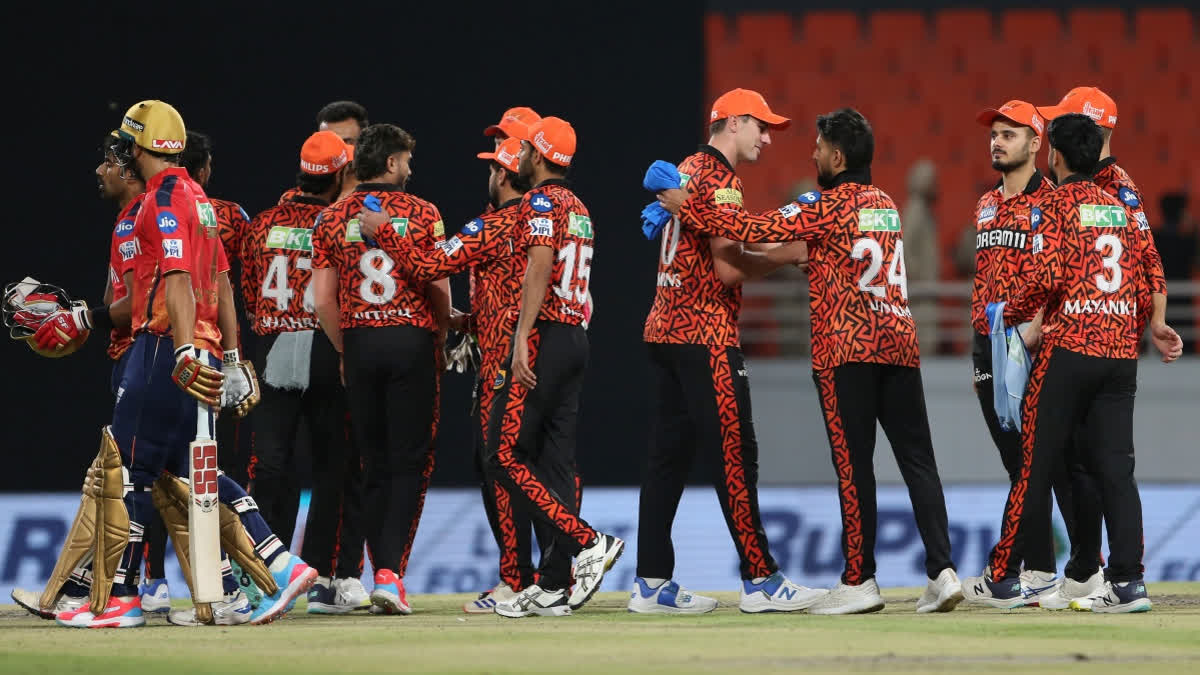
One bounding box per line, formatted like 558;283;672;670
476;151;498;160
756;112;791;129
483;124;503;137
1035;105;1069;121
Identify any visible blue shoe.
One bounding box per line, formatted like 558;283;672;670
627;578;717;614
249;554;318;625
1089;580;1152;613
962;573;1024;609
140;578;171;614
307;577;351;615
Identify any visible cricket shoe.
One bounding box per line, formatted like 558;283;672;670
167;591;252;626
464;582;517;614
566;533;625;610
809;577;885;615
332;576;371;611
306;577;351;615
739;571;827;613
495;584;572;618
962;574;1024;609
916;568;964;614
140;578;171;613
12;589;86;620
1019;570;1060;607
231;559;264;608
249;553;318;625
627;578;717;614
1039;570;1104;610
1086;580;1152;614
56;595;145;628
370;568;412;615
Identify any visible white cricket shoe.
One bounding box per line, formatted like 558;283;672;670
1019;570;1060;607
495;584;572;618
566;533;624;610
916;568;964;613
464;582;518;614
167;591;253;626
739;571;827;613
332;576;371;611
809;577;885;615
627;578;717;614
140;578;171;613
1039;570;1104;610
12;589;87;620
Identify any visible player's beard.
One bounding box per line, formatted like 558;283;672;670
991;145;1030;173
815;164;837;190
487;179;499;209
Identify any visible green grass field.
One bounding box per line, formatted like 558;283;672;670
3;583;1199;674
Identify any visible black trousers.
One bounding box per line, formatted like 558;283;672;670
473;378;535;591
637;342;777;581
972;333;1101;575
485;321;589;591
249;330;363;578
812;363;953;585
990;347;1143;583
343;324;437;576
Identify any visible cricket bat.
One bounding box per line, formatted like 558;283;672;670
189;395;223;623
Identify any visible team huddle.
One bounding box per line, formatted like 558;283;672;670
1;83;1183;627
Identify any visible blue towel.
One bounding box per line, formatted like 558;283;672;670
362;194;382;248
641;160;683;240
987;302;1032;432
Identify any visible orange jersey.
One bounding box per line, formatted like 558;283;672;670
277;187;301;206
644;146;745;347
106;194;144;360
310;183;445;331
675;171;920;368
240;194;328;335
375;198;525;363
1006;175;1151;359
130;167;230;357
1091;158;1167;297
970;171;1056;335
213;198;251;267
519;180;593;325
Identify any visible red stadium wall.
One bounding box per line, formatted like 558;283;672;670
704;8;1199;281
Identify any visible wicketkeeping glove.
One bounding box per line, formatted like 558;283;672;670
33;302;91;352
172;344;224;407
221;348;261;418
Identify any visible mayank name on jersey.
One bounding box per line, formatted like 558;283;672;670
858;208;901;232
265;226;313;252
1063;299;1137;316
1079;204;1127;228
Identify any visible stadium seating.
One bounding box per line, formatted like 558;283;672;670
707;8;1199;352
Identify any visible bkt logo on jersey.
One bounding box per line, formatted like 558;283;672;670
115;219;136;237
157;211;179;234
1118;187;1140;208
530;194;553;213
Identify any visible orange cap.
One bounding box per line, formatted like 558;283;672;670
527;117;576;167
1037;87;1118;129
976;100;1046;136
477;137;523;173
485;106;541;140
300;130;353;175
710;88;790;129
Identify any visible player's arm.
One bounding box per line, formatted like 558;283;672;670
710;239;808;287
216;271;238;353
1130;205;1183;362
512;244;553;389
658;187;812;243
217;269;260;416
32;273;135;352
1003;206;1061;325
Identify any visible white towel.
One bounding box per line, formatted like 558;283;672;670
263;330;313;391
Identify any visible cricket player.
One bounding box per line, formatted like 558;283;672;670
359;134;539;611
964;113;1182;612
241;130;368;614
311;123;450;615
636;88;821;614
43;101;316;628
